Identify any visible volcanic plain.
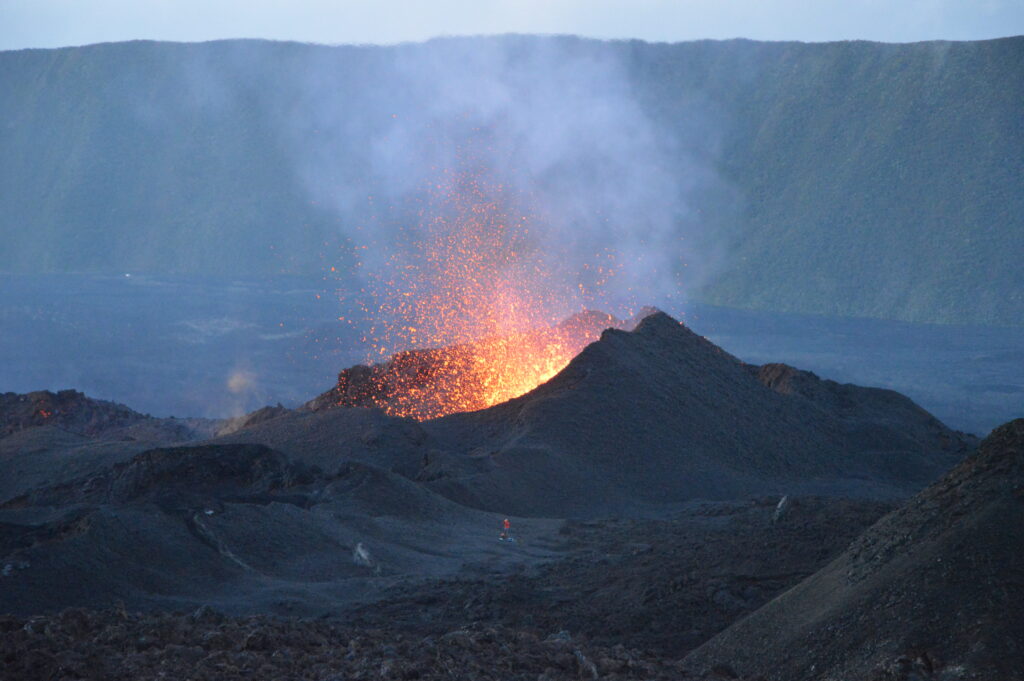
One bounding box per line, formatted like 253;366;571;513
2;312;1020;680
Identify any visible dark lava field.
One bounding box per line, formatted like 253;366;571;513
2;313;1022;680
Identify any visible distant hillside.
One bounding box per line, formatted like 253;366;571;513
1;36;1021;325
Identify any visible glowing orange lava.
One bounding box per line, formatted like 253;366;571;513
339;166;621;420
330;310;619;420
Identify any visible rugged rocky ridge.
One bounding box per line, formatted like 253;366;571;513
683;418;1024;680
0;389;150;438
2;443;318;509
421;312;972;516
0;389;217;503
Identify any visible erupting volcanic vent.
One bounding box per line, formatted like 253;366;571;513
309;310;626;420
321;164;630;420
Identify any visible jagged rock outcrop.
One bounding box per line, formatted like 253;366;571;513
0;390;150;438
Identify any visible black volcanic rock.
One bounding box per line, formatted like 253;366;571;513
4;443;317;509
0;389;150;438
211;406;431;479
683;418;1024;681
0;312;979;627
0;610;690;681
422;312;972;516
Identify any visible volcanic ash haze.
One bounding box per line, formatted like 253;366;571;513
285;36;726;397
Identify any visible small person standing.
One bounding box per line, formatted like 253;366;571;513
499;517;512;541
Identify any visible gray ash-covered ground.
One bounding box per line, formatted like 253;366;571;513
1;496;890;681
348;497;893;657
1;313;1016;680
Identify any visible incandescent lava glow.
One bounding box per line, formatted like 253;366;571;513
340;166;622;421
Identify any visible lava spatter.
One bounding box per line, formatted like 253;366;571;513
334;164;623;420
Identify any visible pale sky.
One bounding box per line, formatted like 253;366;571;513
1;0;1022;51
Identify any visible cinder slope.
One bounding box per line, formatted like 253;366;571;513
684;418;1024;681
210;406;430;479
0;443;560;616
424;312;971;516
0;391;213;503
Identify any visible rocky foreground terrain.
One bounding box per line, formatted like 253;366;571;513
2;608;687;681
685;418;1024;681
3;424;1021;681
2;497;890;681
0;313;1017;680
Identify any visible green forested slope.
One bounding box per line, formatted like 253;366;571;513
1;37;1021;324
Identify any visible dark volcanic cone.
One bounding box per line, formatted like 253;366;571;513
420;311;972;517
0;311;984;631
683;418;1024;681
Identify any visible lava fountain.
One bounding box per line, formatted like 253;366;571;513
321;166;625;421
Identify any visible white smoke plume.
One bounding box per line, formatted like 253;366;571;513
282;36;725;344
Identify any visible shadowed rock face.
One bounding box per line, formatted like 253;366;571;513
3;443;318;509
0;390;150;438
684;418;1024;681
420;312;973;516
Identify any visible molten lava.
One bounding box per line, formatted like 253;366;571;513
315;310;623;420
327;165;625;420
